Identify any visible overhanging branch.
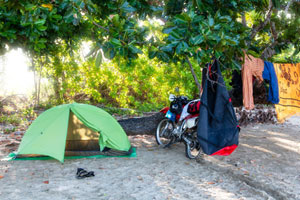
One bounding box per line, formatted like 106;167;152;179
92;21;109;32
249;0;273;41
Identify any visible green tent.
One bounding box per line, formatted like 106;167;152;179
15;103;131;162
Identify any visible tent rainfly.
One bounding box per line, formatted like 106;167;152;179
15;103;131;162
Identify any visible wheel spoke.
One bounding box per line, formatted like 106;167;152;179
160;123;169;137
156;119;174;147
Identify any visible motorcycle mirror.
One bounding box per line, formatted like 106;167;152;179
169;94;175;101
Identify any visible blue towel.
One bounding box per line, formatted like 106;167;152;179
262;61;279;104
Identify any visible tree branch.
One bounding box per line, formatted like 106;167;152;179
285;0;295;15
241;13;247;27
261;9;279;59
82;6;109;32
249;0;273;41
92;21;109;32
186;56;202;97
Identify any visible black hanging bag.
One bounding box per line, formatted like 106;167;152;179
197;60;240;156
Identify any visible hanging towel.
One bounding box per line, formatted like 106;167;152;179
262;61;279;104
241;54;264;110
274;63;300;122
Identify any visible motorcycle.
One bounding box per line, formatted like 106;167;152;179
155;94;202;159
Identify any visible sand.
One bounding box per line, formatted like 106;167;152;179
0;121;300;200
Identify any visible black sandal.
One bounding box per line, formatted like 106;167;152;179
76;168;95;179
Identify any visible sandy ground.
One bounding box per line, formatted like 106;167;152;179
0;120;300;200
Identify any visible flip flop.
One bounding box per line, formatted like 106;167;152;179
76;168;95;179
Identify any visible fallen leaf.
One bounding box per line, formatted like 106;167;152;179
99;167;105;170
0;175;4;179
243;171;249;175
43;180;49;184
184;162;190;165
147;149;154;151
207;182;215;184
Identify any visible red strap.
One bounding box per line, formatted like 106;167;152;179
208;64;212;78
210;144;238;156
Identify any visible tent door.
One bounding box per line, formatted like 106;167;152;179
65;111;100;151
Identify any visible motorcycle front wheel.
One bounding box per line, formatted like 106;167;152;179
155;118;174;147
185;131;202;159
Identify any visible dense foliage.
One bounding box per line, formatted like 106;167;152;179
1;0;299;110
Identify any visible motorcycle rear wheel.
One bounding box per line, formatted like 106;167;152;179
185;131;201;159
155;118;174;147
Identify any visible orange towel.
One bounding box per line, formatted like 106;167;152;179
274;63;300;122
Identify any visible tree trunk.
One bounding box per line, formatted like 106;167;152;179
53;77;61;103
186;56;202;97
118;112;165;135
32;59;38;106
37;62;43;105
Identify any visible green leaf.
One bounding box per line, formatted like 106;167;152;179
219;16;232;22
25;4;35;11
34;19;46;25
181;41;189;52
247;50;260;57
95;51;102;68
160;44;174;53
214;24;221;30
192;15;204;24
148;51;157;59
85;46;100;58
225;37;238;45
120;47;128;57
163;27;176;34
215;51;222;58
39;38;47;43
110;38;122;47
120;2;136;13
170;30;182;40
129;45;142;54
208;16;214;27
64;9;74;23
158;52;170;62
112;14;120;26
37;26;47;31
174;14;188;24
52;15;62;20
196;0;203;9
232;59;241;69
109;49;116;59
108;3;118;10
79;2;85;9
271;0;280;9
176;42;183;54
190;35;204;45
